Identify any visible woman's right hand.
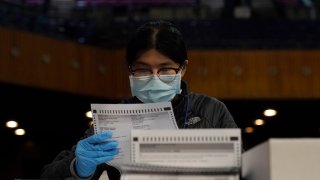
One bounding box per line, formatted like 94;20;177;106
75;132;118;178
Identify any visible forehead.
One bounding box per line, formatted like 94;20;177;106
134;49;178;66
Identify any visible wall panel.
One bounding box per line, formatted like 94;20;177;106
1;27;320;99
186;50;320;99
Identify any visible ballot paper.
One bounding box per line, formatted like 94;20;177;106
130;129;241;169
120;173;240;180
119;129;241;180
91;102;178;167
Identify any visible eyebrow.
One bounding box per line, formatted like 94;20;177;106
133;61;178;67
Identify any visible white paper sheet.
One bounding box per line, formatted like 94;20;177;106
131;129;242;169
91;102;178;166
120;173;239;180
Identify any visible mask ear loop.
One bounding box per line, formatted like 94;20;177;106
183;94;190;128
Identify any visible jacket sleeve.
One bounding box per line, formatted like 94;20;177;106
215;100;238;128
40;147;76;179
40;128;93;179
189;93;238;128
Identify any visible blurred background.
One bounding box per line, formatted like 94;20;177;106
1;0;320;179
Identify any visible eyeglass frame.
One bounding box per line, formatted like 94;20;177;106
128;61;187;78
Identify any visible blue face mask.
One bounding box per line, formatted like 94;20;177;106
129;74;182;103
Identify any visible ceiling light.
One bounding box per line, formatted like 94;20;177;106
86;111;92;118
15;128;26;136
254;119;265;126
264;109;277;117
244;127;254;133
6;120;18;128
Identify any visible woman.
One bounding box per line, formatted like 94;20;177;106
40;20;238;180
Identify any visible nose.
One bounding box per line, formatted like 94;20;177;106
150;69;159;76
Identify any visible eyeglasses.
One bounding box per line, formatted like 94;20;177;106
129;63;185;82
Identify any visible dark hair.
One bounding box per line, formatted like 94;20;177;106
126;20;188;66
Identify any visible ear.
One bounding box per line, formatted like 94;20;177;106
181;60;188;78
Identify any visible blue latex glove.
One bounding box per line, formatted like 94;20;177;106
75;132;118;178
